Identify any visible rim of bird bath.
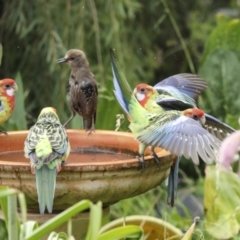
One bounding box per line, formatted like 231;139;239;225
0;129;175;212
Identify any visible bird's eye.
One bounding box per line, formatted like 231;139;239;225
70;57;75;60
193;114;198;120
5;84;10;88
140;88;145;92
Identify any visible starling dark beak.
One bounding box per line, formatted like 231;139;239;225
57;57;67;63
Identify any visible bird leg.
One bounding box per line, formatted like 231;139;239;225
138;155;146;172
0;130;7;135
63;111;76;128
150;146;160;168
167;156;180;207
138;143;147;172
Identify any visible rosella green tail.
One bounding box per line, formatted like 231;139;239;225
24;107;70;214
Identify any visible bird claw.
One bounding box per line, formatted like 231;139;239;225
0;130;7;135
138;156;146;172
86;127;95;135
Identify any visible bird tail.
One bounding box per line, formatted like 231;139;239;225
167;157;180;207
35;165;56;214
110;48;132;115
83;117;94;130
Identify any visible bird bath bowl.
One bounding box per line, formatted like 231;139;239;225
0;130;175;212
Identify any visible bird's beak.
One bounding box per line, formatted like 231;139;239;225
13;83;18;92
200;116;206;125
57;57;67;63
133;88;137;96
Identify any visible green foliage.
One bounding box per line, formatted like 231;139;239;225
204;166;240;239
201;19;240;63
0;186;144;240
198;18;240;126
199;49;240;124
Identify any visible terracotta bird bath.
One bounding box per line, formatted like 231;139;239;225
0;130;175;238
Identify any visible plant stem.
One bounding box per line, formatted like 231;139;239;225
161;0;196;73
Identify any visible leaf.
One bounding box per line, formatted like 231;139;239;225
198;49;240;124
182;217;200;240
21;221;38;239
7;194;19;240
0;219;8;240
204;165;240;239
47;232;68;240
98;225;143;240
85;202;102;240
13;72;27;129
201;19;240;63
26;200;91;240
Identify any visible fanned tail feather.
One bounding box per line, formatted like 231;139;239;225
36;165;57;214
110;48;132;114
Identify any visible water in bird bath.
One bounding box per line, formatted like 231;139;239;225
0;149;136;164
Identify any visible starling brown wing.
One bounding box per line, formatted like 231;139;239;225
68;73;98;130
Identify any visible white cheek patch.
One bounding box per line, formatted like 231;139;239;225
6;88;15;96
136;92;145;101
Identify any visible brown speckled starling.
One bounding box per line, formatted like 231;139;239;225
57;49;98;133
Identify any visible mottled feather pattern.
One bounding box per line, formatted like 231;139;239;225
25;111;69;167
68;69;98;129
57;49;98;131
24;108;70;214
68;79;97;116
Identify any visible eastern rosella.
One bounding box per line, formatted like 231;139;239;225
0;79;18;134
133;83;234;206
110;49;222;206
24;107;70;214
57;49;98;133
134;83;235;140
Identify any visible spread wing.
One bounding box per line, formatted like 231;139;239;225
204;114;235;141
154;73;208;100
156;97;195;111
136;112;221;164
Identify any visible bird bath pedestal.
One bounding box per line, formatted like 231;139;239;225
0;130;175;238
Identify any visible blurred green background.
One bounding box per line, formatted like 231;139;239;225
1;0;239;131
